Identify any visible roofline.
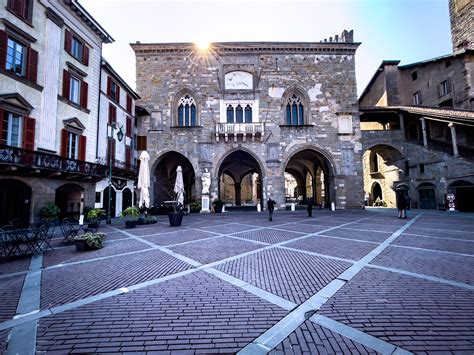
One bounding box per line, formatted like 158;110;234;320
64;0;114;43
358;60;401;103
398;49;473;69
101;58;139;99
130;41;361;55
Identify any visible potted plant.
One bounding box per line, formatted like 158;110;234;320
74;232;106;251
85;208;104;230
120;206;140;228
137;216;157;225
39;203;60;224
189;200;202;213
168;202;184;227
213;199;224;213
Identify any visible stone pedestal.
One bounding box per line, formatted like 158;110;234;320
201;194;210;213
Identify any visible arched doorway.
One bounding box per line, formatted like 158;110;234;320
418;183;436;209
372;182;383;206
55;184;84;220
284;149;334;208
0;179;31;227
218;150;263;208
122;188;132;211
154;152;195;205
448;180;474;212
103;186;116;218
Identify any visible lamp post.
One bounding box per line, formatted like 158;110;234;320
106;122;124;224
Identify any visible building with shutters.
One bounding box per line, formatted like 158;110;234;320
94;59;139;218
0;0;114;226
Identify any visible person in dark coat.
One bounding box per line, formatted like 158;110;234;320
267;197;276;222
307;197;314;217
396;190;409;219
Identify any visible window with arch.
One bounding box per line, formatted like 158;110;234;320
226;103;253;123
177;94;197;127
286;94;305;125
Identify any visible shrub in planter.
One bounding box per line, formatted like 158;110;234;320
85;208;105;230
190;200;202;213
74;232;106;251
213;199;224;213
39;203;60;223
120;206;140;228
137;216;157;225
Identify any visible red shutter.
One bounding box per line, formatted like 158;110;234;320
61;129;68;157
126;116;132;137
108;103;116;123
78;135;86;161
62;70;70;99
82;45;89;66
24;0;33;21
126;95;132;113
80;80;88;109
137;136;147;151
64;29;72;54
23;116;35;150
0;30;7;69
27;47;38;83
107;76;112;96
116;85;120;103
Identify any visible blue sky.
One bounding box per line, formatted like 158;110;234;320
81;0;452;97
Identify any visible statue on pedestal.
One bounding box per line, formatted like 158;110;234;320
202;168;211;195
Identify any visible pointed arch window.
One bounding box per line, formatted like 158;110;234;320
286;94;304;125
244;105;252;123
177;94;197;127
236;105;243;123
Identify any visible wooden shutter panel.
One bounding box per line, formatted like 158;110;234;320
62;70;70;99
80;80;88;109
116;85;120;103
25;0;33;22
82;45;89;66
126;96;132;113
107;76;112;96
23;117;35;150
61;129;68;157
126;116;132;137
27;47;38;83
108;103;116;124
0;30;7;69
79;135;86;161
64;29;72;53
137;136;147;151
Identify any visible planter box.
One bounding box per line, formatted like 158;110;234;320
75;239;93;251
168;212;184;227
125;220;137;228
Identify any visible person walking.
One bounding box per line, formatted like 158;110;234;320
267;196;276;222
307;196;314;217
396;190;409;219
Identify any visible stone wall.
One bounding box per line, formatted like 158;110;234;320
133;41;364;209
450;0;474;51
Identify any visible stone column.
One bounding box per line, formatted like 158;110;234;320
235;182;241;206
420;117;428;147
398;112;405;132
449;123;459;156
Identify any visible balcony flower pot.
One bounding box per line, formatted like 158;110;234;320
168;211;184;227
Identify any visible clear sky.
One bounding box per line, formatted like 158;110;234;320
80;0;453;97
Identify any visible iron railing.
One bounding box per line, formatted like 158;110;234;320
96;156;137;173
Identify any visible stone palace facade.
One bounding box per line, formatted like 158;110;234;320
132;31;364;210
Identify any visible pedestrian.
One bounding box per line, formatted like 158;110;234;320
396;190;409;219
267;196;276;222
307;196;314;217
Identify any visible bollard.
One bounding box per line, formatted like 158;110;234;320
257;204;261;212
291;203;295;212
331;202;335;211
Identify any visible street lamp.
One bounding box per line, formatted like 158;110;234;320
106;122;124;224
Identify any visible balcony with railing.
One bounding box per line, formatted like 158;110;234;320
96;156;137;179
0;145;108;181
216;123;264;142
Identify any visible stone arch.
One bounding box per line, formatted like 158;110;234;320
214;147;266;179
371;181;383;205
281;86;310;125
0;179;32;227
55;183;84;220
171;87;201;127
282;145;336;208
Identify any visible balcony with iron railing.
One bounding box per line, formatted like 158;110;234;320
96;156;137;179
0;145;108;180
216;122;264;142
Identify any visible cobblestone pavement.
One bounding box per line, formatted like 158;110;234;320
1;210;474;354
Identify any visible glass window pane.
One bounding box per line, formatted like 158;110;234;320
178;104;184;126
227;106;234;123
286;104;291;125
185;104;190;126
245;105;252;123
236;105;243;123
191;104;196;126
292;103;298;125
70;77;80;104
298;104;304;125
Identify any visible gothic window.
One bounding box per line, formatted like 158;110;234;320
177;94;197;127
244;105;252;123
227;105;234;123
236;105;243;123
286;94;304;125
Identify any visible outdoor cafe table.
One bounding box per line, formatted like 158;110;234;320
1;227;47;260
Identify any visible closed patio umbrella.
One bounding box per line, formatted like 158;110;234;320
138;151;150;209
174;166;185;206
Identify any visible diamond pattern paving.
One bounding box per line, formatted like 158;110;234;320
287;235;378;260
142;229;218;246
36;271;288;353
318;268;474;353
216;247;351;304
270;320;379;354
169;236;263;264
370;246;474;285
322;227;390;243
0;275;25;322
393;234;474;255
41;249;193;308
232;228;304;244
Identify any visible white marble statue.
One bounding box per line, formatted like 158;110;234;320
202;168;211;195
